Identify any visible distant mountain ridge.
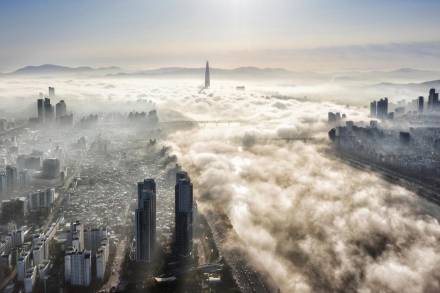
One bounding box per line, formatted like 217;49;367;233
333;67;440;83
113;66;303;79
2;64;321;79
7;64;121;75
2;64;301;79
369;79;440;94
2;64;439;84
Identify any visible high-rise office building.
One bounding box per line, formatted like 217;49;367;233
376;98;388;119
55;100;67;118
205;61;210;88
418;96;424;112
42;158;60;179
175;171;193;256
37;99;45;122
44;98;54;121
370;101;377;117
428;88;438;110
135;179;156;262
48;86;55;97
435;91;440;110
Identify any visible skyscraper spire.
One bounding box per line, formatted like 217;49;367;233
205;61;210;88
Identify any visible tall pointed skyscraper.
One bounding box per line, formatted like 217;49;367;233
205;61;210;88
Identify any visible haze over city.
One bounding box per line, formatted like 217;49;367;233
1;1;440;293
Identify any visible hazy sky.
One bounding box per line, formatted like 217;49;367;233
1;0;440;71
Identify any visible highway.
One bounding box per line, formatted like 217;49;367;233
331;150;440;206
204;210;279;293
0;269;16;292
100;239;127;292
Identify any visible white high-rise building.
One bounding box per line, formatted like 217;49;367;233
24;266;37;293
68;221;84;250
64;249;92;287
32;243;45;266
96;238;109;280
17;251;31;281
31;233;49;265
64;252;72;283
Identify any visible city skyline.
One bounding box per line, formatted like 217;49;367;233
1;0;440;72
3;2;440;292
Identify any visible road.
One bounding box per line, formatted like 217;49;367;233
332;150;440;205
204;210;279;293
100;239;128;292
0;269;16;291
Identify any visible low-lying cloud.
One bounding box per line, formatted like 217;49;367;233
165;83;440;292
2;77;440;292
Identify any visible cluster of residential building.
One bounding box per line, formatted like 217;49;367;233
370;97;391;119
328;111;346;124
370;88;440;121
0;152;62;198
6;218;62;293
27;188;56;211
0;83;190;291
128;109;159;124
1;226;25;256
0;188;57;224
329;88;440;184
0;163;39;196
30;87;73;126
77;114;99;128
0;197;27;225
64;221;110;287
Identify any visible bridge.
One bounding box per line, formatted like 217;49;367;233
269;137;318;142
242;136;318;144
195;263;224;273
159;120;248;126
